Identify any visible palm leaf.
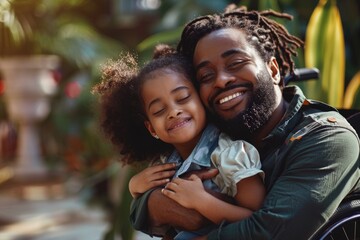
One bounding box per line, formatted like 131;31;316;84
344;71;360;109
304;0;345;108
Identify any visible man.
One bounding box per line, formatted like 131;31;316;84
130;5;360;239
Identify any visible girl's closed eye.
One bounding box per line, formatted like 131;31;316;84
152;107;166;116
149;103;166;116
177;94;191;103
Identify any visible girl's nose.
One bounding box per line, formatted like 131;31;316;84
168;108;183;119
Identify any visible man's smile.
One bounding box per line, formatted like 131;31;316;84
219;91;244;104
212;87;249;111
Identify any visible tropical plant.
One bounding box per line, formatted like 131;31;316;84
344;71;360;109
303;0;345;108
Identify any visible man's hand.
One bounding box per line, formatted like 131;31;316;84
148;188;212;231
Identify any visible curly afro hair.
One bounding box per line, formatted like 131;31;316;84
92;45;195;164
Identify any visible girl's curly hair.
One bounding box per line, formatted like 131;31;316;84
92;44;195;164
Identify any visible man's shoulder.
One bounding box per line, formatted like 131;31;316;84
289;101;359;144
301;100;350;127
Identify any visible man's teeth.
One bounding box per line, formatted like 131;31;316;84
219;92;242;104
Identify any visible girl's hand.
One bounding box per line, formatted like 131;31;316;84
162;174;208;209
129;163;177;198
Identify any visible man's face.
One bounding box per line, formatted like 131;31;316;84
193;28;278;139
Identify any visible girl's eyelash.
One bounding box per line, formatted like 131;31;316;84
153;108;165;115
150;93;191;115
178;95;190;102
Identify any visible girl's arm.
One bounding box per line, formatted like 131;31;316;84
129;163;176;198
234;173;265;211
162;174;264;224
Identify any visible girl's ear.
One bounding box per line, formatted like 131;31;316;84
267;57;281;85
144;121;158;138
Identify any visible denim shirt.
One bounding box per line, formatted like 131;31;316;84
166;124;220;191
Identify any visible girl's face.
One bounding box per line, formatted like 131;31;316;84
142;69;206;157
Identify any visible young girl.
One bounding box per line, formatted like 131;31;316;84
93;44;265;239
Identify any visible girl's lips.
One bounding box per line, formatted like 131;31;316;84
168;118;191;131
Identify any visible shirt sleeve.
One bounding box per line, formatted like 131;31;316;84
129;188;171;237
208;123;360;240
211;133;264;197
129;156;170;237
129;189;153;234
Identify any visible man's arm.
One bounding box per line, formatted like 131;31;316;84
148;188;212;230
206;122;360;240
130;168;220;236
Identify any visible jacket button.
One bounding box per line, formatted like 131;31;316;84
327;117;337;123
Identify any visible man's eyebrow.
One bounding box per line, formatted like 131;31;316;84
195;48;247;71
147;86;189;110
221;48;247;58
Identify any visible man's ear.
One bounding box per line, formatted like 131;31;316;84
144;121;157;138
267;57;281;85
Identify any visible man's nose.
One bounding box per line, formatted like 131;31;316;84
214;71;236;88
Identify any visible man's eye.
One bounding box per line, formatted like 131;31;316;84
198;73;214;84
227;61;243;70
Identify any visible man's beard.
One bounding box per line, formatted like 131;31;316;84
209;70;277;142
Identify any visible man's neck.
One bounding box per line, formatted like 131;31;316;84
253;98;288;148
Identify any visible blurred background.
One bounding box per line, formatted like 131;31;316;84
0;0;359;239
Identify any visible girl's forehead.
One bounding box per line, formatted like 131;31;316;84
149;68;184;77
142;69;193;93
145;68;190;84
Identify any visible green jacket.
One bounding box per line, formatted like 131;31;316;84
130;86;360;240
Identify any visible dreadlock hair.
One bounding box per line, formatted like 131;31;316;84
177;4;304;86
92;44;195;165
